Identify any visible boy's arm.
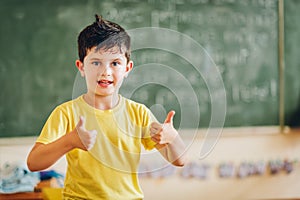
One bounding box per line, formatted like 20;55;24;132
150;111;187;166
27;116;97;171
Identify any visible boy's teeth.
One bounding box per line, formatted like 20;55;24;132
98;80;112;84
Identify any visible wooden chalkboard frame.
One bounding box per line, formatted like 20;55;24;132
278;0;285;133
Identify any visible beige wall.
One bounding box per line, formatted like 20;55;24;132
141;127;300;200
1;127;300;200
0;137;67;174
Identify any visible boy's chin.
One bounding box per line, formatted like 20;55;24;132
94;91;117;97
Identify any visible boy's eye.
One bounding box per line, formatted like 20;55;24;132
112;61;120;67
92;61;100;66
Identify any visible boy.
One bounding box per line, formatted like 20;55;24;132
27;15;186;199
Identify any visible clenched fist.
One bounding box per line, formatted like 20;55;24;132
150;111;178;145
73;116;97;151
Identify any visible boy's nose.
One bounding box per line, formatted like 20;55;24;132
100;65;112;76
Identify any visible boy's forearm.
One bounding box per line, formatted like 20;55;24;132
167;135;187;166
27;131;76;171
156;135;187;166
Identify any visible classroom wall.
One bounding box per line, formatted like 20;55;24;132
142;128;300;200
1;128;300;200
0;137;67;174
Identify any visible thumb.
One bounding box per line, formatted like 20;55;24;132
77;116;85;128
164;110;175;124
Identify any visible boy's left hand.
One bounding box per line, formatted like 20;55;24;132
150;111;178;145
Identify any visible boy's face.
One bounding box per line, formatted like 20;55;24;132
76;46;133;98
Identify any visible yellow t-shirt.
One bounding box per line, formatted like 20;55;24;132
36;95;157;200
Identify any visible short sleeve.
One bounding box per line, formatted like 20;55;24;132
141;107;158;151
36;106;70;144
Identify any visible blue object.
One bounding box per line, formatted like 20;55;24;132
40;170;64;181
0;162;40;194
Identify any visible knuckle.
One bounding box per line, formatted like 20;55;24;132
150;122;156;126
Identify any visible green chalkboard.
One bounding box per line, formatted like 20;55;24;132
284;0;300;127
0;0;296;137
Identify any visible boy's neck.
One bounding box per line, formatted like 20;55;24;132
83;93;119;110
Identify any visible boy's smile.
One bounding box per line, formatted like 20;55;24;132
97;79;114;88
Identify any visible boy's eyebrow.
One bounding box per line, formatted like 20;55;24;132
112;56;125;61
90;58;102;61
89;56;125;61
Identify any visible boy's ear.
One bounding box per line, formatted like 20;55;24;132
124;60;133;78
75;60;85;77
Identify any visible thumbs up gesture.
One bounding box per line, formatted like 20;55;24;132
73;116;97;151
150;111;178;145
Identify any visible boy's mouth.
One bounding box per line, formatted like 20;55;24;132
97;80;113;87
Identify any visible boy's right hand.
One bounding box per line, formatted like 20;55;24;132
72;116;97;151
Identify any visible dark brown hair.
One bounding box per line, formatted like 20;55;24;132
77;15;131;63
